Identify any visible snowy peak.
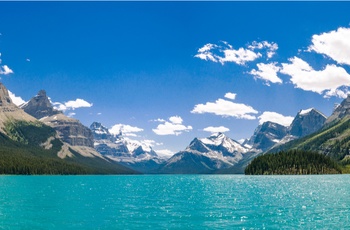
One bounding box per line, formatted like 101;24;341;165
187;132;248;154
90;122;115;141
90;121;162;173
160;133;251;174
200;132;226;146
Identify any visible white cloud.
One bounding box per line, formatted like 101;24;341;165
191;95;258;120
0;65;13;75
224;92;236;100
249;62;282;85
153;116;192;136
155;149;175;159
219;47;261;65
169;115;183;124
195;41;262;65
203;126;230;133
8;90;26;106
109;124;144;136
52;98;93;111
67;112;76;117
248;41;278;59
308;27;350;65
141;139;163;147
195;40;278;65
280;57;350;97
97;112;102;115
258;111;294;127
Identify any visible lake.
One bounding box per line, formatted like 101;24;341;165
0;175;349;229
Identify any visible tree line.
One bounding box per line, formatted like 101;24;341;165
245;149;342;175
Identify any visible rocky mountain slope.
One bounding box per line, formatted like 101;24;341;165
90;122;164;173
23;90;94;148
288;108;327;137
159;133;251;174
0;83;136;174
0;83;37;132
246;108;327;153
21;90;60;119
269;96;350;163
246;121;288;152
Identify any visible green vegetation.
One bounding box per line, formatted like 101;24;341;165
270;118;350;162
4;120;56;145
0;121;137;175
245;150;342;175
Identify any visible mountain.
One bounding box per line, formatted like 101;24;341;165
0;83;37;132
246;108;327;153
23;90;94;148
268;96;350;163
159;133;251;174
288;108;327;137
90;122;164;173
326;95;350;124
246;121;288;152
21;90;60;119
0;83;136;174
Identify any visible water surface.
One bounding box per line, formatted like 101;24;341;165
0;175;349;229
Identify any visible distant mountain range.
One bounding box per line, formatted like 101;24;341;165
1;81;350;174
90;122;164;173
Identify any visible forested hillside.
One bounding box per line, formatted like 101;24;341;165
245;150;342;175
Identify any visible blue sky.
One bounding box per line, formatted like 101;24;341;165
1;2;350;157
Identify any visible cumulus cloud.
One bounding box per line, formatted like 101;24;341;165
248;41;278;59
249;62;282;85
0;65;13;75
168;115;183;124
8;90;26;106
52;98;93;111
109;124;144;136
203;126;230;133
191;94;258;120
141;139;163;147
156;149;175;159
195;40;278;65
153;116;192;136
280;56;350;98
224;92;236;100
308;27;350;65
67;112;76;117
258;111;294;127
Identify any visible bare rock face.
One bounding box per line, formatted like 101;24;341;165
23;90;94;148
41;114;94;148
247;121;288;152
0;83;37;131
326;95;350;124
21;90;61;119
0;83;13;107
288;108;327;137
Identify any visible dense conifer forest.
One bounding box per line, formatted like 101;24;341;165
245;150;342;175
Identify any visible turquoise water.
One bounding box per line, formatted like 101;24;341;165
0;175;350;229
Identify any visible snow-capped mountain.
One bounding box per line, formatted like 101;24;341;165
90;122;164;173
159;133;251;174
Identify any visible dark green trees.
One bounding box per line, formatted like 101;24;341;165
245;150;342;175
